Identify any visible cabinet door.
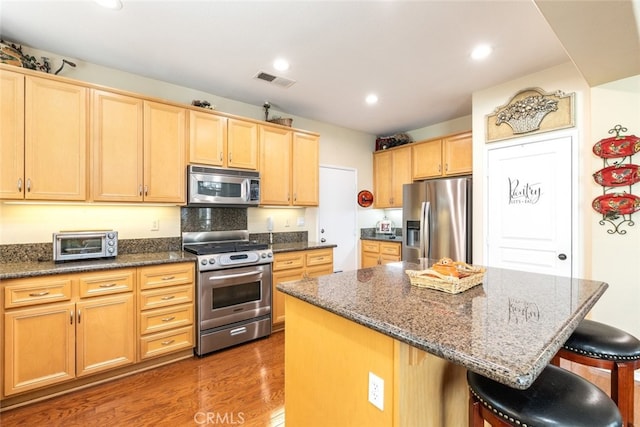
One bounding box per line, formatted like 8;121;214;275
76;294;135;377
373;150;394;208
272;268;305;328
412;139;443;180
392;146;412;207
259;125;292;205
92;90;144;201
25;76;87;200
188;110;227;167
443;132;472;176
0;70;25;199
292;132;319;206
227;118;258;170
143;101;186;203
361;252;380;268
4;302;75;395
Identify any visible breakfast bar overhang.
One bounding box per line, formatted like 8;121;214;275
277;260;608;426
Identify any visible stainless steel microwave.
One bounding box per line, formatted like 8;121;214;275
53;230;118;262
187;165;260;207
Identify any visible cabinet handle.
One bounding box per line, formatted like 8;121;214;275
70;310;74;325
228;152;232;162
161;316;176;322
293;193;297;202
77;309;81;323
99;283;118;288
445;163;449;172
287;192;290;202
17;178;22;192
26;178;31;192
162;276;175;281
138;185;143;196
438;164;442;173
144;185;149;196
161;339;175;346
161;295;175;300
219;152;223;161
29;291;50;297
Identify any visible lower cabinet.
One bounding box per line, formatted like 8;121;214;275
272;248;333;331
1;262;195;404
361;240;402;268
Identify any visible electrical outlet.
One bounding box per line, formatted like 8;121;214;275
151;219;159;231
368;372;384;411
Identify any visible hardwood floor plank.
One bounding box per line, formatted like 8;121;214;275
1;330;637;426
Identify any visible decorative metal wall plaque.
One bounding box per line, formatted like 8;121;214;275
486;88;575;142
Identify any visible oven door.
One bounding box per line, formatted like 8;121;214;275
199;264;271;331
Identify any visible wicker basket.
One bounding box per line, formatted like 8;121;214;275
268;117;293;127
405;263;486;294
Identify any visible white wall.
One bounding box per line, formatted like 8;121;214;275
589;75;640;340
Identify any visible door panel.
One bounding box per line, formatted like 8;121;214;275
486;135;572;276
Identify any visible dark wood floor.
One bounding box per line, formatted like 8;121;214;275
1;330;638;426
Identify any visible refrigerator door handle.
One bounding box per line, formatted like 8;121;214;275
420;201;430;259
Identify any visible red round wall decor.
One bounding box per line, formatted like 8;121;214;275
357;190;374;207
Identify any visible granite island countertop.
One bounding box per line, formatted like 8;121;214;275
0;251;197;280
277;260;608;389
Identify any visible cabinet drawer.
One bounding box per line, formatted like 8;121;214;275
380;243;401;256
139;263;194;290
139;284;193;310
273;253;305;271
79;269;134;298
306;264;333;278
306;249;333;267
140;303;193;335
140;325;194;359
361;241;380;253
4;277;73;309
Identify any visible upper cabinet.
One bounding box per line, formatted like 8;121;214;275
412;131;472;180
1;71;87;201
91;89;144;202
143;101;186;203
188;112;258;170
373;145;412;208
92;93;185;203
259;124;319;206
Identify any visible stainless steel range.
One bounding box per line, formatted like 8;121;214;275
182;230;273;356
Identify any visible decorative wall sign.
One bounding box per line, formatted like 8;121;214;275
486;88;575;142
592;124;639;235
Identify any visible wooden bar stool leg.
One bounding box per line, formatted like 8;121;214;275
469;392;484;427
615;363;634;427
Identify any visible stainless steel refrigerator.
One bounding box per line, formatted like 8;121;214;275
402;176;472;263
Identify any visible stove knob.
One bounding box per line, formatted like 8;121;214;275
261;253;266;259
208;259;216;265
267;252;273;258
200;259;208;266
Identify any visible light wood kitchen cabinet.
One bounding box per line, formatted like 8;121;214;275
226;118;258;170
188;112;259;170
138;263;194;360
373;145;412;208
271;248;333;330
2;269;135;396
143;101;186;203
91;89;144;202
412;131;472;180
0;72;87;201
0;69;25;199
361;240;401;268
259;124;319;206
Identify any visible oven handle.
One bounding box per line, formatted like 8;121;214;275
207;270;262;281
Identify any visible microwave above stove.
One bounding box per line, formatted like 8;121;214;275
53;230;118;263
187;165;260;207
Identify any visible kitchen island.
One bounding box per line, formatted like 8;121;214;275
277;260;608;426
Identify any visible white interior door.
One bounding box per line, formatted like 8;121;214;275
318;166;357;273
486;135;573;276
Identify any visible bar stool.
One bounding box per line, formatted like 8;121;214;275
467;364;622;427
551;319;640;427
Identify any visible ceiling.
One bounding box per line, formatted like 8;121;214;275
1;1;638;136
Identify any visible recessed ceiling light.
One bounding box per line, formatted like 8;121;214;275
471;44;492;60
95;0;123;10
273;58;290;71
365;94;379;105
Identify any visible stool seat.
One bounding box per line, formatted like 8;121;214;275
563;319;640;361
467;364;622;426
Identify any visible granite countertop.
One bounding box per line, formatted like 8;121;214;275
270;241;337;253
0;252;197;280
277;260;608;389
360;235;402;242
